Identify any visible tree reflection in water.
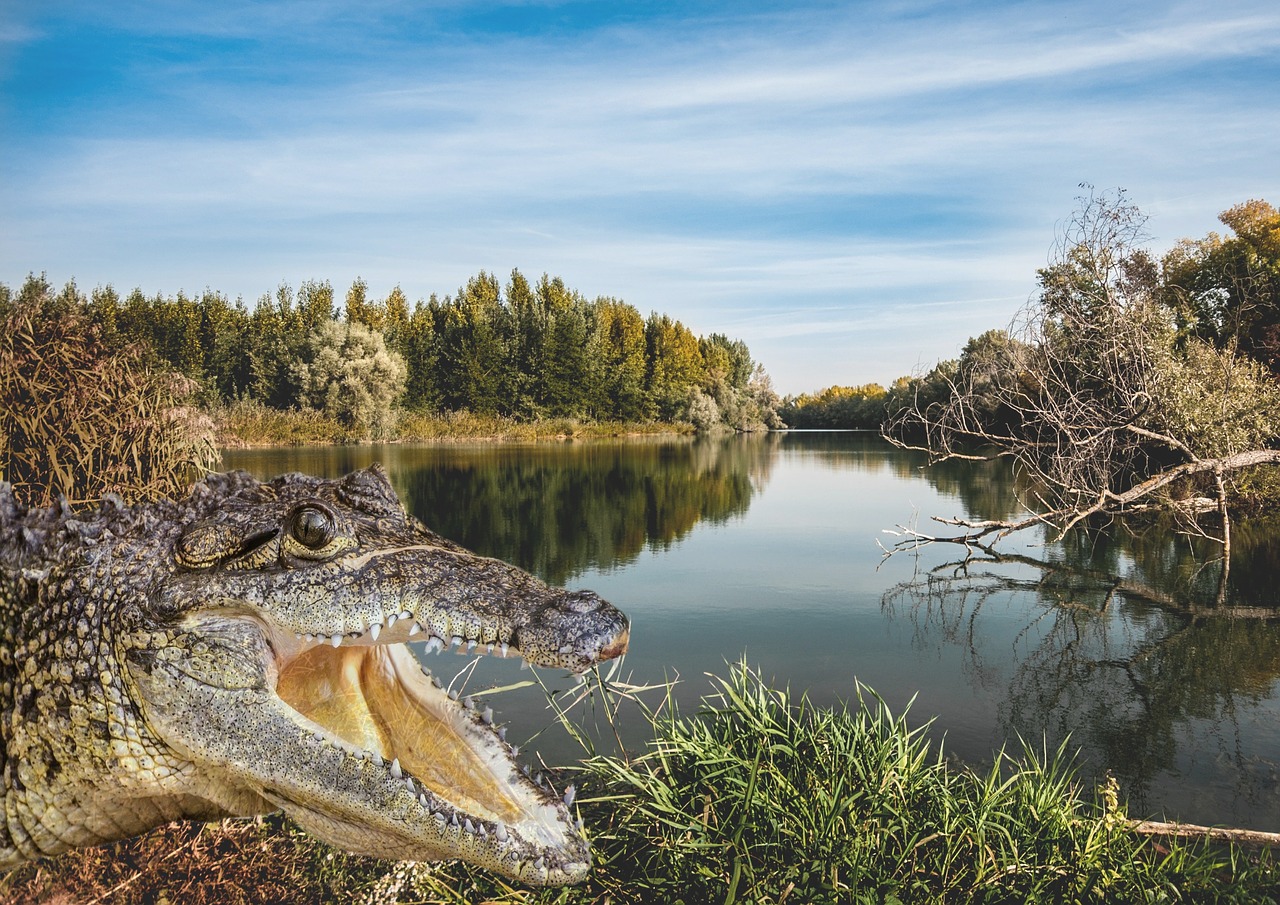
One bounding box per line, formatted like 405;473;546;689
883;543;1280;822
393;435;780;585
885;448;1280;824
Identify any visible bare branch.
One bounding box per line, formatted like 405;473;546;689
883;189;1280;564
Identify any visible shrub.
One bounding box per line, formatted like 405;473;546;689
0;279;219;507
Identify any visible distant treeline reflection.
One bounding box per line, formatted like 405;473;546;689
392;437;779;584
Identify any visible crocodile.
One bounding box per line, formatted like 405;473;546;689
0;465;629;886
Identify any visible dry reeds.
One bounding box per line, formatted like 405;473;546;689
0;292;219;508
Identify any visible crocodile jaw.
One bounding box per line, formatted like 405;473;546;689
129;609;609;886
272;639;586;874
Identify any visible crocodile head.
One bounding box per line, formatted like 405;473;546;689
0;466;629;885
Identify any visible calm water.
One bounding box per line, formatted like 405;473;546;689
223;433;1280;830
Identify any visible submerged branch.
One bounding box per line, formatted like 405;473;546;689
1130;819;1280;849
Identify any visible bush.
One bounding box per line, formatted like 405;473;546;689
293;321;407;441
0;278;219;507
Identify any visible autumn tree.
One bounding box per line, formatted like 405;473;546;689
645;313;705;421
1161;199;1280;372
884;189;1280;593
585;298;648;421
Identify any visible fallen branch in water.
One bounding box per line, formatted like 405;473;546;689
1130;819;1280;848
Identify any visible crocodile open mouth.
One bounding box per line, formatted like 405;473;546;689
276;641;563;836
262;610;628;884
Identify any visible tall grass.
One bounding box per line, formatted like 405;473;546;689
401;662;1280;904
4;664;1276;904
213;400;693;447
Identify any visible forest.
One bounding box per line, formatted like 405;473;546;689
0;268;782;441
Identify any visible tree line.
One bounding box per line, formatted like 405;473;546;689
784;197;1280;438
1;270;783;438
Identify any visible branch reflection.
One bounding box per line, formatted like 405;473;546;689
883;548;1280;819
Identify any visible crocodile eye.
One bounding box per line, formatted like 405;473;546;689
288;504;336;550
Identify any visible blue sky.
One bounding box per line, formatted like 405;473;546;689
3;1;1279;394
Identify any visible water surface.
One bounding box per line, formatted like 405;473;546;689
224;433;1280;830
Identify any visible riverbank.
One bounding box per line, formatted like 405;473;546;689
212;399;695;448
6;665;1276;904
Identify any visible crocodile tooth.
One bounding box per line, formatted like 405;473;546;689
481;706;493;724
498;726;507;742
424;637;444;654
499;643;509;658
408;622;422;636
463;695;475;710
466;639;477;652
479;824;488;838
330;633;342;648
368;622;381;642
372;752;384;767
511;744;520;758
419;793;429;807
447;689;459;702
386;613;399;627
431;674;443;689
405;777;416;794
534;857;545;872
398;610;412;622
450;813;459;827
464;818;475;834
450;635;463;649
304;633;314;643
486;643;494;654
390;758;403;779
563;784;576;807
495;823;508;843
294;631;302;640
576;817;585;832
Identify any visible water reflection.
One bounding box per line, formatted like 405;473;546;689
223;433;1280;829
883;548;1280;823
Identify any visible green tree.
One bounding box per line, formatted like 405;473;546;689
437;272;512;414
398;296;441;411
585;298;648;421
197;289;252;401
645;313;705;421
293;320;407;439
1162;199;1280;372
537;275;588;417
246;284;308;408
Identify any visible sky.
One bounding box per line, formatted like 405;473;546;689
3;1;1279;395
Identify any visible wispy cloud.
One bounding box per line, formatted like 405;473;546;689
2;1;1278;392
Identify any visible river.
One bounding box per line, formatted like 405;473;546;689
223;431;1280;831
